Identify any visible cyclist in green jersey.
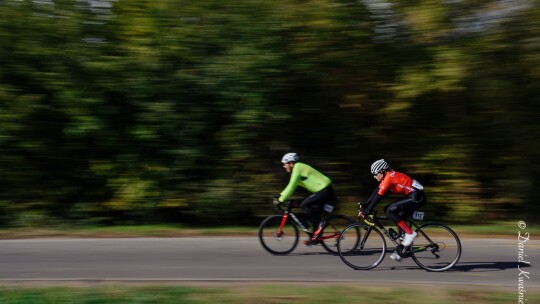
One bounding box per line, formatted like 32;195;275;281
277;153;336;243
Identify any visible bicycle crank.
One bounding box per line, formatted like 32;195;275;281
395;245;412;258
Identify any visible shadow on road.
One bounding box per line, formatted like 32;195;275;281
284;252;339;257
375;262;533;272
451;261;531;272
340;261;531;272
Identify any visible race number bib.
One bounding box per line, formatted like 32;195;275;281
323;204;334;213
412;211;424;220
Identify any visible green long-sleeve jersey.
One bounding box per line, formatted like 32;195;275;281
278;162;332;202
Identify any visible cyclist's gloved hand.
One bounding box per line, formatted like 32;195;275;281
272;196;281;206
359;209;370;218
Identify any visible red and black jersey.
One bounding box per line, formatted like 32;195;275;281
378;171;423;196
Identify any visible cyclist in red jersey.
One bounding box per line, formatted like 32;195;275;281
360;159;427;261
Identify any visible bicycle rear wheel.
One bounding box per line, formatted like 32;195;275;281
338;224;386;270
320;215;358;254
411;223;461;272
258;214;299;255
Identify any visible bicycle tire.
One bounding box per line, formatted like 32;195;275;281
320;215;358;254
338;223;387;270
258;214;299;255
411;223;461;272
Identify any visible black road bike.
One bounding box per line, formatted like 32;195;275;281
259;200;360;255
337;205;461;272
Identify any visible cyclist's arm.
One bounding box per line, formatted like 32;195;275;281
366;174;392;209
364;188;383;213
278;166;302;202
364;188;379;207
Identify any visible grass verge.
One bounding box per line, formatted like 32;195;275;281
0;284;537;304
0;221;536;239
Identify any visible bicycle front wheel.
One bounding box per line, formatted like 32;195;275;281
338;224;386;270
258;214;299;255
411;223;461;272
320;215;358;254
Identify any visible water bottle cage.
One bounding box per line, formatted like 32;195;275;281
388;228;399;241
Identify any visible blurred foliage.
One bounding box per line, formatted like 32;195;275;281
0;0;539;227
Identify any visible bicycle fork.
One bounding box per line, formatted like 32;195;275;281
277;213;289;238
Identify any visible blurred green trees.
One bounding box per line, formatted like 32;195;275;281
0;0;538;226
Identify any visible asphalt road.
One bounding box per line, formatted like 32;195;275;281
0;237;538;288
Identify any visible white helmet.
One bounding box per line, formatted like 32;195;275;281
371;159;389;175
281;152;299;163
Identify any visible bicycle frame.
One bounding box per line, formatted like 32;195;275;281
277;203;341;242
362;214;400;247
361;214;441;256
278;212;309;236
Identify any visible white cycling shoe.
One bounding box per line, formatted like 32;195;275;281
390;251;402;262
401;231;417;247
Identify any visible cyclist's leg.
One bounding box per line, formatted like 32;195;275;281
299;186;336;233
387;191;426;247
386;197;416;232
300;195;323;231
387;191;426;226
399;191;426;221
